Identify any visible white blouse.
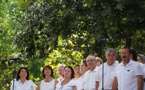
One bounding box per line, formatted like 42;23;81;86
75;76;83;90
10;80;35;90
57;78;64;82
56;79;76;90
40;79;55;90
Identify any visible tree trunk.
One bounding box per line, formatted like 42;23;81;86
125;37;131;48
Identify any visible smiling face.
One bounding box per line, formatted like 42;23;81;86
19;69;27;79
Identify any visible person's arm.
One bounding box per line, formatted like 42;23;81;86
37;81;41;90
72;86;77;90
96;81;99;90
112;76;118;90
137;75;143;90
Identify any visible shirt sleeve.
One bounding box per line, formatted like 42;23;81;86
95;66;101;82
71;80;77;87
30;81;36;90
135;62;143;76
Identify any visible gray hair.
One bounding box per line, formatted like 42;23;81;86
105;48;117;55
137;54;145;63
86;55;96;61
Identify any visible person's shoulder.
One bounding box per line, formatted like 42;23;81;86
27;80;35;84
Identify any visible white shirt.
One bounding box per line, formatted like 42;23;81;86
56;79;76;90
40;79;55;90
81;66;98;90
57;78;64;82
75;76;83;90
10;80;35;90
114;60;143;90
139;63;145;90
96;61;119;90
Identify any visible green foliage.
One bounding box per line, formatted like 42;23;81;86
44;48;84;79
1;0;145;89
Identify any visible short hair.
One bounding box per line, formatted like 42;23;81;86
42;65;53;78
137;54;145;63
74;65;80;69
64;66;74;79
96;57;103;64
106;48;117;55
130;49;137;61
16;67;29;81
86;55;96;61
121;46;131;54
82;60;87;67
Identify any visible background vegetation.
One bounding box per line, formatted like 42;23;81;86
0;0;145;89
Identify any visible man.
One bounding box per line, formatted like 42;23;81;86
112;47;143;90
81;55;98;90
137;54;145;90
137;54;145;64
96;48;119;90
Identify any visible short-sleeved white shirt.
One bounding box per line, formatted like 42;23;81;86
81;66;98;90
75;76;83;90
139;63;145;90
114;59;143;90
55;79;76;90
96;61;119;90
10;80;35;90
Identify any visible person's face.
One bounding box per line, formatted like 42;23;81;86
80;63;89;74
121;49;130;62
57;67;64;76
86;56;96;70
64;67;72;78
96;61;101;67
44;67;52;76
19;69;27;79
106;51;116;65
74;66;81;75
137;56;143;63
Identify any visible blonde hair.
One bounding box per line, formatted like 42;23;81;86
57;65;65;70
96;57;103;64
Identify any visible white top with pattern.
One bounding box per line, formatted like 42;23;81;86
56;79;76;90
40;79;55;90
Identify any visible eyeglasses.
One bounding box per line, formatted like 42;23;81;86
74;68;80;70
86;59;95;63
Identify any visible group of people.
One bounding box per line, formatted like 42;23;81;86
11;46;145;90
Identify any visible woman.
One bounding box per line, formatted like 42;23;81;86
37;65;58;90
56;66;77;90
57;65;65;82
10;67;35;90
96;57;102;67
77;60;89;90
74;65;82;81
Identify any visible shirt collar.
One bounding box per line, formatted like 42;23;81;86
120;59;133;66
18;79;28;83
88;66;98;72
105;61;118;66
